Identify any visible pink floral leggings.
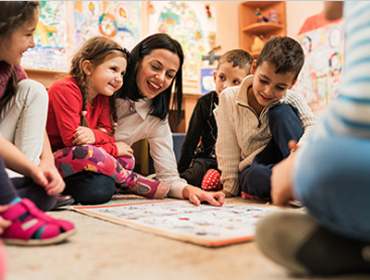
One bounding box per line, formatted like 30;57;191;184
53;144;137;188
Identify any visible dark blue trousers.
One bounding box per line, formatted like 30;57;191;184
180;158;218;188
0;155;57;211
63;171;116;205
239;104;304;199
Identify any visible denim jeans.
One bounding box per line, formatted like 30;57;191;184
63;171;116;205
0;154;56;211
240;103;304;199
294;135;370;241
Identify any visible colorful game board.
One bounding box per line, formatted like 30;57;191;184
72;200;278;247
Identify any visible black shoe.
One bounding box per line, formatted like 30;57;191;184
256;211;370;276
53;194;75;209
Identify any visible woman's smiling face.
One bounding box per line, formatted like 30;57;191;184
135;49;180;99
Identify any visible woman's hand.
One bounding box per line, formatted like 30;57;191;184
115;141;134;157
73;126;96;145
0;205;11;235
182;185;225;207
271;140;298;206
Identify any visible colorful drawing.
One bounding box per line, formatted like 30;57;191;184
200;67;216;94
148;1;217;85
83;1;103;18
115;2;132;25
74;1;141;51
21;1;67;71
99;13;117;38
73;200;278;247
294;20;344;110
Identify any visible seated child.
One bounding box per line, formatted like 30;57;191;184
0;132;75;245
257;2;370;276
177;49;253;190
47;36;170;205
215;36;316;200
0;1;69;208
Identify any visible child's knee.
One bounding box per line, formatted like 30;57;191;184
64;172;116;204
293;142;350;202
270;103;298;116
16;79;48;106
269;104;300;127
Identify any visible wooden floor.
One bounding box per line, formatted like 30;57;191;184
4;196;370;280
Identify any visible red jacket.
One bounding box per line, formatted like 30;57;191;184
47;77;118;157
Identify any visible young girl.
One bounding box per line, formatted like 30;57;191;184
0;1;65;190
0;1;71;208
115;33;225;207
0;1;75;246
47;36;170;205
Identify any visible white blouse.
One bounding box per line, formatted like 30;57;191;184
115;98;187;198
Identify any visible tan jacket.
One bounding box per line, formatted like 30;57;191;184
215;75;317;196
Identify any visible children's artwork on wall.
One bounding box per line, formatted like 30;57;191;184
74;1;141;51
148;1;217;90
294;21;344;110
21;1;68;71
72;200;278;247
200;67;216;94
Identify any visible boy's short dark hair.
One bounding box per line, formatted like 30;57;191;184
256;36;304;81
218;49;253;74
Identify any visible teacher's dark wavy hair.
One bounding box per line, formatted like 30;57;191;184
117;33;184;126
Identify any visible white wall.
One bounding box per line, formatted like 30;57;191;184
286;1;324;36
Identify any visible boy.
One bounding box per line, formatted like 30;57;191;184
215;36;316;200
177;49;253;189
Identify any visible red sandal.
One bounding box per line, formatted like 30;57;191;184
117;175;170;199
0;198;75;246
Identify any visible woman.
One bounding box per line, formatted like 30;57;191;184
116;33;225;206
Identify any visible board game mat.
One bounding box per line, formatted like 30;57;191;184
72;199;278;247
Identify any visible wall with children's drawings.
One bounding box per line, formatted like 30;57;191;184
22;1;241;95
22;1;143;72
22;1;329;135
294;20;344;112
22;1;325;93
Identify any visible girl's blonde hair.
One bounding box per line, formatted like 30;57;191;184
69;36;129;136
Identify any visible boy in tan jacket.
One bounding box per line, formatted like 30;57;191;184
215;36;316;200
